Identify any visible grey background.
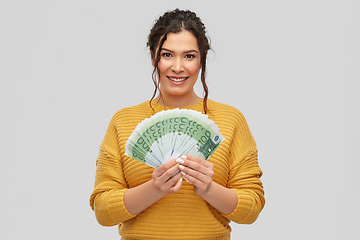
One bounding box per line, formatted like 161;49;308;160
1;0;359;239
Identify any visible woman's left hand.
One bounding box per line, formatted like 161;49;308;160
176;155;214;197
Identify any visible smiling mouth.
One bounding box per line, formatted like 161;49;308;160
167;76;189;82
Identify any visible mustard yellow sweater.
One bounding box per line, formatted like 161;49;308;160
90;99;265;240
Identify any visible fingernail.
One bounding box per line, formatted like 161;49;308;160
179;177;182;182
181;171;186;176
176;158;185;164
180;155;187;159
179;165;185;170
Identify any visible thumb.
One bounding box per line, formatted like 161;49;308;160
171;177;183;193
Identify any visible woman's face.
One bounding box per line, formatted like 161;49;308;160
156;30;201;101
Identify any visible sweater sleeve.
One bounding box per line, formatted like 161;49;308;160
89;116;136;226
222;111;265;224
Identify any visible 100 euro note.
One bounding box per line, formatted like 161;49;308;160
125;109;225;168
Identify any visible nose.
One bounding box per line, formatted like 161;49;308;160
172;57;184;72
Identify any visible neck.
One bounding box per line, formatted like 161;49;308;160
155;92;202;108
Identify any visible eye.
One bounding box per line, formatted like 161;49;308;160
161;52;172;58
185;54;195;59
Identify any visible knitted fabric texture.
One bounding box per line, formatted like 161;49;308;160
90;99;265;239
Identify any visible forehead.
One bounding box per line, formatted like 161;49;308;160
162;30;199;51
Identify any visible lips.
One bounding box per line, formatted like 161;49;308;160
167;76;189;82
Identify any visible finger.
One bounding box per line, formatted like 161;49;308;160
180;171;192;184
177;157;213;176
163;171;182;190
152;158;178;178
185;155;214;168
179;164;209;183
169;176;183;193
180;171;200;185
159;163;181;182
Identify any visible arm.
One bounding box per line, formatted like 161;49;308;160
200;181;238;215
90;146;183;225
176;155;238;215
224;148;264;224
123;159;183;215
177;109;264;224
221;109;264;224
177;150;264;224
90;114;186;225
89;146;136;226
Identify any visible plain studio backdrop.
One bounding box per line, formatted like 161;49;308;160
0;1;359;239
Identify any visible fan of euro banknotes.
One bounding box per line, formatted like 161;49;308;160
125;109;225;168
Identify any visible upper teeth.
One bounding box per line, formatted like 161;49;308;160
169;77;187;82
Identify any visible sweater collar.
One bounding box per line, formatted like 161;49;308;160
150;99;204;113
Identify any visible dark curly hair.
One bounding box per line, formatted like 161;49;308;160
147;9;211;113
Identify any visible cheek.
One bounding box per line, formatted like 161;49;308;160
187;61;201;76
157;59;171;75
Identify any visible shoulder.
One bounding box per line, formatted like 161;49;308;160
117;101;151;113
207;99;257;151
207;99;247;123
111;101;152;123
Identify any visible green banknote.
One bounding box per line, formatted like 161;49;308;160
125;109;224;168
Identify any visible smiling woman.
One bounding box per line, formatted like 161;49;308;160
90;8;265;240
147;9;211;114
156;31;202;107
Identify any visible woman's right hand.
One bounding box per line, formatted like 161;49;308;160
124;159;183;215
152;159;183;194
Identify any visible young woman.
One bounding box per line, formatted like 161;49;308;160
90;9;264;240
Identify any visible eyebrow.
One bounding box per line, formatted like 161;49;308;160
160;48;199;54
